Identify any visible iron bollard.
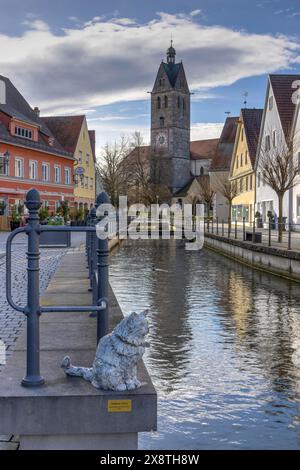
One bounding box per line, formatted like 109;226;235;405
212;218;214;234
95;192;110;343
216;217;219;235
222;219;224;236
228;217;231;238
243;217;245;241
235;219;237;239
268;219;271;247
253;218;256;241
288;223;292;250
22;189;44;387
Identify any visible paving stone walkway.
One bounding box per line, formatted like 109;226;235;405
0;231;85;450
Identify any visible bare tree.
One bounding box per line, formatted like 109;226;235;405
214;173;238;232
198;176;215;214
96;136;131;206
126;131;171;205
258;129;300;242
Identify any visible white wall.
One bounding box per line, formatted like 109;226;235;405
210;170;230;220
292;105;300;227
256;81;290;224
191;159;211;176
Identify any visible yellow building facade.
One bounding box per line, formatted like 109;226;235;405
229;109;263;224
73;118;96;207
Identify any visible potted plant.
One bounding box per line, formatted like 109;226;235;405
56;200;70;224
255;211;263;228
10;204;21;231
38;206;50;225
0;200;6;216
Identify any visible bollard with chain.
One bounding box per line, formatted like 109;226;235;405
252;218;256;242
268;219;271;247
235;219;237;239
288;223;292;250
228;217;231;238
216;217;219;235
243;217;245;241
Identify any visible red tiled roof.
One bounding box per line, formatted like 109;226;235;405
190;138;219;160
241;108;263;165
269;74;300;139
210;117;238;171
41;115;85;154
88;130;96;162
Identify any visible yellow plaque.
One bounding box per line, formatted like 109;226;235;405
108;399;132;412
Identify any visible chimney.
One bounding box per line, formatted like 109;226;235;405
33;106;40;116
0;79;6;105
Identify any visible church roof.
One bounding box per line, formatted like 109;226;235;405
190;138;219;160
162;62;181;88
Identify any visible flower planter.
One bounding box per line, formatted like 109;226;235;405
40;230;71;247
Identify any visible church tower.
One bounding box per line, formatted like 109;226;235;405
150;42;191;195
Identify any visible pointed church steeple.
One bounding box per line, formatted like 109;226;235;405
166;40;176;65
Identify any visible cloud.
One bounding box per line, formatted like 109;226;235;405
190;9;202;17
0;12;298;117
191;123;224;141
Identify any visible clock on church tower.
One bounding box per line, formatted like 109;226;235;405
150;41;191;195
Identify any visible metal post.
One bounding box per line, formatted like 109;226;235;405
212;218;214;234
288;223;292;250
228;217;231;238
222;219;224;237
22;189;44;387
235;219;237;239
207;218;210;233
268;219;271;247
216;217;219;235
95;192;110;342
243;217;245;241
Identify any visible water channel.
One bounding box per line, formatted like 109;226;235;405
109;239;300;449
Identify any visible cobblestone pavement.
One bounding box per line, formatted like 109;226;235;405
0;231;86;450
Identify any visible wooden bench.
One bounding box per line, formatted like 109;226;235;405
245;231;262;243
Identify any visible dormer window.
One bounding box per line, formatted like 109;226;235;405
15;126;32;140
48;137;55;146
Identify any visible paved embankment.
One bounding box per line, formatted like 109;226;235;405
205;232;300;283
0;249;156;450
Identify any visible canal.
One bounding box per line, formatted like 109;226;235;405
109;240;300;450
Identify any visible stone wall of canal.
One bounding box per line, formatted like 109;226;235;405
204;233;300;283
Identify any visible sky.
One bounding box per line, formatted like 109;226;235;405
0;0;300;154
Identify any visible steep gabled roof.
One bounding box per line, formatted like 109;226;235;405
162;62;181;87
241;108;263;165
0;75;72;158
41;115;85;154
269;74;300;139
210;117;238;171
190;138;219;160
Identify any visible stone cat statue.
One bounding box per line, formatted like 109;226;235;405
61;310;149;391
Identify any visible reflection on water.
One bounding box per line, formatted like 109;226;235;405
109;240;300;449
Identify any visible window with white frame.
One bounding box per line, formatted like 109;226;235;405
0;154;9;175
78;151;82;164
272;130;277;148
29;160;37;180
258;172;261;188
15;158;24;177
85;176;88;188
86;153;89;165
90;177;93;189
64;167;70;185
42;163;50;181
265;135;271;151
245;151;248;165
15;126;33;140
297;195;300;217
54;165;61;183
55;201;61;212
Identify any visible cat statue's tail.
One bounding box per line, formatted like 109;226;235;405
61;356;93;382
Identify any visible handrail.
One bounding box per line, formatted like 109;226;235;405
5;188;110;387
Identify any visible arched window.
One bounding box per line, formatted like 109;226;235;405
159;116;165;127
164;96;168;108
178;96;180;108
157;96;161;109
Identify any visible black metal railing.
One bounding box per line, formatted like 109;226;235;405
204;216;300;251
6;188;110;387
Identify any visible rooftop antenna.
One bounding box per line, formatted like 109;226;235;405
243;91;248;108
225;111;231;116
